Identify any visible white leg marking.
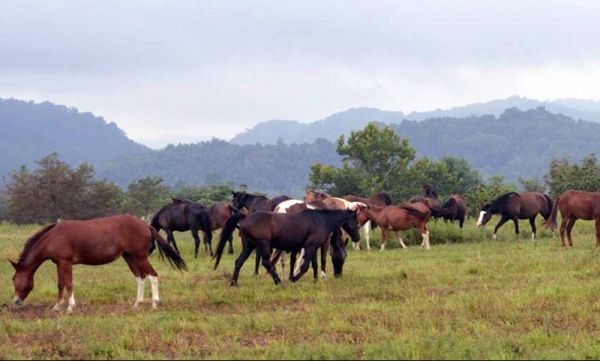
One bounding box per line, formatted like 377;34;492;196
365;220;371;251
399;238;407;249
66;292;76;314
134;277;145;308
422;232;431;250
148;275;159;309
531;233;536;241
380;242;385;251
492;233;497;240
320;270;327;278
477;211;486;227
293;249;305;277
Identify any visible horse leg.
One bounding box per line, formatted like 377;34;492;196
191;229;201;258
227;234;234;254
291;247;316;282
512;217;520;241
52;262;68;311
136;258;160;309
233;243;256;286
394;231;406;249
293;248;306;277
311;251;319;280
320;241;328;278
493;217;509;240
123;253;145;308
62;263;75;314
559;216;569;247
380;228;389;251
257;244;281;285
253;250;261;276
459;216;465;229
363;220;371;251
529;217;537;242
289;250;298;281
166;229;180;254
204;229;214;257
566;217;576;247
595;218;600;247
420;224;431;250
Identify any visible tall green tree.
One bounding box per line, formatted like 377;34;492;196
124;176;170;218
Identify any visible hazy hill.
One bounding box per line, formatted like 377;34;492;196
0;98;149;177
232;96;600;145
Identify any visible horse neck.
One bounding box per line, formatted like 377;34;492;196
18;241;48;276
318;211;352;231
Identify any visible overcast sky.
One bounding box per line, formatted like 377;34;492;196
1;0;600;148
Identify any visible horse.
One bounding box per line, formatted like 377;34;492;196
151;198;213;257
476;192;553;241
544;190;600;247
408;184;442;216
439;195;467;228
231;191;290;212
343;192;393;250
10;215;187;313
304;190;369;250
358;202;432;250
207;201;238;254
214;209;360;286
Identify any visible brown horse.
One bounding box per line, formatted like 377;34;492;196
358;202;432;250
409;184;442;216
545;190;600;247
343;192;392;250
10;215;187;313
207;201;238;254
477;192;553;240
439;195;467;228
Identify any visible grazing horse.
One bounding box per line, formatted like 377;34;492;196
409;184;442;216
439;195;467;228
304;190;369;250
151;198;213;257
477;192;553;240
358;203;432;250
343;192;393;250
214;209;360;286
207;201;238;254
231;191;290;212
545;190;600;247
10;215;187;313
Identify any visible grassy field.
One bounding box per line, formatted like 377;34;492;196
1;218;600;359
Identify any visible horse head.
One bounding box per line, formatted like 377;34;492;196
477;203;493;227
10;260;33;306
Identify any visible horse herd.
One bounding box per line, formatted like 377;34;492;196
8;186;600;313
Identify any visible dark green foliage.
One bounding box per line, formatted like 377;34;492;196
171;183;235;205
123;177;170;218
545;154;600;196
463;176;517;217
5;153;124;223
518;177;546;193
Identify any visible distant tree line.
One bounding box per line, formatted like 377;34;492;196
0;153;234;224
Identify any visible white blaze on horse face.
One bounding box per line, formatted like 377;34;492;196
477;211;486;227
148;275;159;309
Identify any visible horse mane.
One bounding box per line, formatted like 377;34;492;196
442;197;457;208
491;192;520;209
18;224;56;266
423;185;438;199
376;192;392;205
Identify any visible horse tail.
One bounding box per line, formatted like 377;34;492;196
150;227;188;272
545;195;560;230
150;211;162;231
213;213;246;270
400;204;430;220
542;193;553;220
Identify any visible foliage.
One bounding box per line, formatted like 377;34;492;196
5;153;124;224
545;154;600;196
171;182;235;205
123;176;170;218
519;177;546;193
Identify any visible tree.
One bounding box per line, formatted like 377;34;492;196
519;177;546;193
124;177;170;218
465;176;517;217
545;154;600;196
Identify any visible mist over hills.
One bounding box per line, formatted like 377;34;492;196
2;97;600;196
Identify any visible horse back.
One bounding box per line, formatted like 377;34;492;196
559;190;600;220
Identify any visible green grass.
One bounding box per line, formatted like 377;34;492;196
1;218;600;359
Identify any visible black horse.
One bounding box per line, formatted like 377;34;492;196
477;192;553;240
214;209;360;286
231;191;290;212
151;198;213;257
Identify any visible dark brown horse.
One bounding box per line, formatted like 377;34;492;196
358;202;432;250
207;201;238;254
214;209;360;286
231;191;290;212
151;198;213;257
409;184;442;216
545;190;600;247
10;215;186;313
477;192;553;240
439;195;467;228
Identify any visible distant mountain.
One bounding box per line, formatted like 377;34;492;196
231;107;404;145
395;106;600;182
231;96;600;145
0;98;149;177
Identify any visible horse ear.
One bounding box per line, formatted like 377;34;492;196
9;260;18;270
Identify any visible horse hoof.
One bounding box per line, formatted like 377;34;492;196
230;281;238;287
320;271;327;278
152;301;159;310
227;249;234;255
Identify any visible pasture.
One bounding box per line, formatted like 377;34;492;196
1;218;600;359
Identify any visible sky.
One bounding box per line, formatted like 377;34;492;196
1;0;600;148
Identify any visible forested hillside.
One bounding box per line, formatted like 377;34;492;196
0;98;149;176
